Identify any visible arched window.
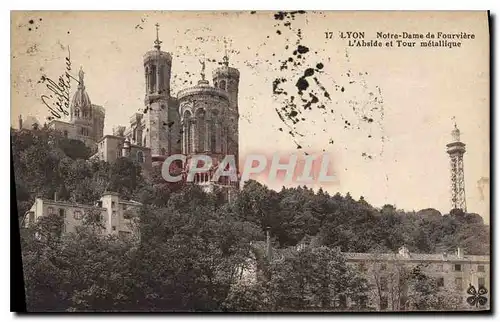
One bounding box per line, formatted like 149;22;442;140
145;66;149;93
161;147;166;155
143;136;147;147
150;65;157;93
159;65;165;92
75;108;80;118
196;109;206;152
137;151;144;163
183;110;192;154
219;80;226;90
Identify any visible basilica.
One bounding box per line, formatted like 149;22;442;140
45;25;240;193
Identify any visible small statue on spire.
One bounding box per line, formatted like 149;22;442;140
154;23;162;50
223;40;229;66
78;66;85;88
199;58;206;81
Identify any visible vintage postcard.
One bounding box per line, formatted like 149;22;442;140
11;11;490;312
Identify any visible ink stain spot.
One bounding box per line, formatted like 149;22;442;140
29;20;34;24
304;68;314;77
277;30;282;35
316;63;324;69
297;45;309;54
296;78;309;92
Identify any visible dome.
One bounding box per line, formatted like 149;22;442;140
72;67;92;108
177;79;229;101
212;56;240;79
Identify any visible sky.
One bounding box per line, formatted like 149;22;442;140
11;11;490;222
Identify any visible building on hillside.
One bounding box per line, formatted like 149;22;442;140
19;24;240;195
90;24;240;194
236;240;490;311
344;246;490;311
39;67;106;152
24;192;142;238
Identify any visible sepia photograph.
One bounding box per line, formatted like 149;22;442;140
10;10;490;313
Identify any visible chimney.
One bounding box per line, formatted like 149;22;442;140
54;192;58;202
457;247;464;258
18;115;23;129
266;226;272;262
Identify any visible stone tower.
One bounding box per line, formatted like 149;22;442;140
143;24;177;158
212;55;240;175
71;67;94;145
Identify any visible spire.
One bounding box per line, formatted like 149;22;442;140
78;66;85;89
154;23;162;50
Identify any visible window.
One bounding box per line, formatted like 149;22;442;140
358;263;366;272
73;210;83;220
111;201;116;208
123;210;132;220
122;204;128;211
437;277;444;287
137;151;144;163
380;263;387;271
437;264;443;272
47;207;55;215
59;208;65;218
454;264;462;272
63;130;68;138
75;108;80;118
112;226;116;231
478;265;485;272
112;211;117;217
455;277;463;290
478;277;485;288
219;80;226;90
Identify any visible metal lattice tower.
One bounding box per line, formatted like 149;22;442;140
446;122;467;212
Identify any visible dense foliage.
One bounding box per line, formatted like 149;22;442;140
12;128;489;311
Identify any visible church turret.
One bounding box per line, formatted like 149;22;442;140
71;67;94;145
142;23;178;158
212;54;240;112
212;55;240;175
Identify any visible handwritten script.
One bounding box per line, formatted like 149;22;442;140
40;46;79;120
